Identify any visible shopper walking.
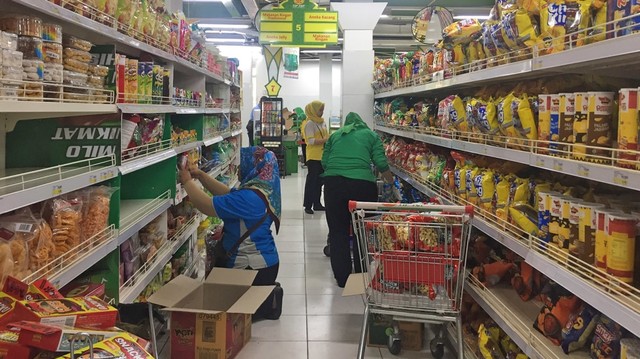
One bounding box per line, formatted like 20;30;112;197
322;112;393;288
303;100;329;214
179;146;283;320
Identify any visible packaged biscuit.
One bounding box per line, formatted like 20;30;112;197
538;191;560;245
450;95;468;132
13;296;118;329
573;92;590;159
585;92;615;163
549;94;562;155
538;94;552;154
56;332;153;359
617;88;639;168
558;93;576;156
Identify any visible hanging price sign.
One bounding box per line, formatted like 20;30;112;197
258;0;338;47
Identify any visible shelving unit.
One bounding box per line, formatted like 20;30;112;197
0;0;244;306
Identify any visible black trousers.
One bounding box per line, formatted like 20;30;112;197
303;160;324;209
247;130;255;147
324;176;378;287
301;143;307;163
249;263;279;319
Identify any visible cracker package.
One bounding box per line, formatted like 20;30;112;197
82;186;115;243
13;321;122;352
56;332;153;359
13;296;118;329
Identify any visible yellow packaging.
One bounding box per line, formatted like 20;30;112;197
595;209;622;273
495;176;511;220
548;194;567;255
442;19;483;45
587;0;607;44
499;93;519;141
606;213;637;285
585;91;615;163
576;202;606;263
516;94;538;143
500;9;539;50
538;94;552;154
454;164;467;200
451;95;468;132
509;202;539;236
617;88;639;168
513;177;529;204
573;92;589;160
466;167;481;205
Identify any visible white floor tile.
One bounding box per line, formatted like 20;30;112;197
236;341;308;359
306;294;365;315
305;276;342;295
277;276;306;295
251;315;308;341
307;314;363;342
278;251;305;264
308;341;382;359
277;241;305;253
276;224;304;242
278;263;306;277
282;294;307;315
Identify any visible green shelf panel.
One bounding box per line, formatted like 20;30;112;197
121;157;177;200
169;113;205;141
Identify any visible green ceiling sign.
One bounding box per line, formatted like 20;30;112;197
258;0;338;47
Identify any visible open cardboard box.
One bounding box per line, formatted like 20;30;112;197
148;268;274;359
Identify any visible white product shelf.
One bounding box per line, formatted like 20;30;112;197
390;166;640;338
231;129;243;137
117;104;175;114
118;191;173;246
203;135;225;147
205;108;225;114
9;0;226;84
0;156;117;215
465;275;591;359
120;140;175;175
173;141;203;154
119;215;198;303
377;125;640;192
1;101;117;123
23;225;117;289
374;31;640;99
174;107;204;115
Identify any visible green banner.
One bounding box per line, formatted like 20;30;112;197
259;0;338;47
6;114;121;168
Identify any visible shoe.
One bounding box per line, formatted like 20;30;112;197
314;205;325;211
263;283;283;320
305;208;314;214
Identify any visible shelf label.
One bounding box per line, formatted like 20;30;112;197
535;156;546;167
578;165;590;177
52;184;62;196
553;159;563;171
99;169;116;181
613;170;629;186
89;175;97;184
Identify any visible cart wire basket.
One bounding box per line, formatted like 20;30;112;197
349;201;473;359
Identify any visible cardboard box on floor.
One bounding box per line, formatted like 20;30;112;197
148;268;273;359
343;274;424;351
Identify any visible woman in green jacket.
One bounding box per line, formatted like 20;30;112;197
322;112;393;287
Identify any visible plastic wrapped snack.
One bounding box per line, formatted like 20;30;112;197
49;198;83;264
63;70;88;87
442;19;483;45
62;35;93;52
43;84;62;100
19;83;43;100
63;47;92;62
0;31;18;51
63;57;89;74
0;214;38;280
0;15;42;37
41;23;62;43
88;74;106;88
44;63;63;83
22;60;44;81
561;303;600;354
2;49;23;67
42;41;62;64
2;66;23;81
590;315;624;359
17;36;43;60
89;64;109;77
82;186;114;243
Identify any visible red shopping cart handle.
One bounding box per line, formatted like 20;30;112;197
349;200;474;215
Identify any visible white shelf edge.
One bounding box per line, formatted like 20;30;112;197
117;199;173;246
174;107;204;115
231;129;243;137
117;104;174;114
49;228;118;289
389;165;640;338
173;141;203;154
2;102;117;121
378;125;640;191
0;166;117;216
10;0;228;84
119;149;176;175
205;108;224;114
119;217;198;303
203;135;225;147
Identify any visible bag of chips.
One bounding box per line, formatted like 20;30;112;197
561;303;600;354
590;315;624;359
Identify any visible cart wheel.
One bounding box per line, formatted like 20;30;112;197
323;245;330;257
429;338;445;359
387;338;401;355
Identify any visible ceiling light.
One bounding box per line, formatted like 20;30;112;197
300;50;342;54
453;15;491;20
206;38;247;43
199;23;252;29
380;14;389;18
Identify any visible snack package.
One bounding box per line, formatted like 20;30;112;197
442;19;483;45
561;303;600;354
587;0;607;43
56;332;153;359
495;175;511;221
510;202;539;236
590;316;624;359
49;198;82;265
13;296;118;329
501;9;538;50
477;170;496;213
478;322;505;359
472;261;516;286
0;214;37;281
534;289;582;346
512;261;543;301
466;167;481;205
515;94;538;143
82;186;115;244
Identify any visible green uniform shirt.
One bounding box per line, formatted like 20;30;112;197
321;113;389;183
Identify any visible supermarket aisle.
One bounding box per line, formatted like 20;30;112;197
235;170;450;359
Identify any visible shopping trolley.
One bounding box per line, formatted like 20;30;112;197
349;201;473;359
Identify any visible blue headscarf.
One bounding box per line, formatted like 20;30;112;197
239;146;281;232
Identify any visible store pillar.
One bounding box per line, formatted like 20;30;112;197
319;54;333;117
331;2;386;128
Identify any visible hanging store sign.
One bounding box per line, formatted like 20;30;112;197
258;0;338;47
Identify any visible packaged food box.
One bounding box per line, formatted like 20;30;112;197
13;296;118;329
60;282;105;300
56;332;153;359
0;328;34;358
125;58;138;103
152;65;163;104
41;23;62;43
4;277;63;301
0;292;18;326
148;268;272;359
12;321;120;352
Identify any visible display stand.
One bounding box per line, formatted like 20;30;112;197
259;97;286;177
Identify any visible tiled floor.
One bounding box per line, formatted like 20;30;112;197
234;169;452;359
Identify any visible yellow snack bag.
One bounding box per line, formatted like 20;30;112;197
501;9;539;50
510;202;539;236
516;94;538;142
513;177;530;204
478;169;496;213
451;44;467;68
466;167;481;205
451;95;468;132
496;175;511;220
587;0;607;43
486;98;500;135
442;19;483;45
455;164;468;199
499;93;520;143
